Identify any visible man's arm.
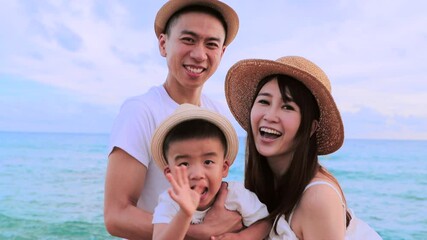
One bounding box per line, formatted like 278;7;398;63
186;182;244;239
104;147;153;240
211;219;272;240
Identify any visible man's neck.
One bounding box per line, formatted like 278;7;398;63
163;82;202;106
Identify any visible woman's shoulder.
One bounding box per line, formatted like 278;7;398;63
300;176;344;210
300;181;342;210
292;177;346;238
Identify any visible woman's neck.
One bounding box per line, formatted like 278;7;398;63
267;154;293;179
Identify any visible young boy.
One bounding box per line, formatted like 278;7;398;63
150;104;271;240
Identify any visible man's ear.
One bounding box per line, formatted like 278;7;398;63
222;159;230;178
158;34;167;57
163;166;171;176
310;120;319;137
220;45;226;58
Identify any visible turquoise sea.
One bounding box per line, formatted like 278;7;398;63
0;131;426;239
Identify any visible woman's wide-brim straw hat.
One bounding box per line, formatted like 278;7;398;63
151;104;239;169
225;56;344;155
154;0;239;46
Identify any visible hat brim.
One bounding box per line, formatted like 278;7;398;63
151;104;239;169
225;57;344;155
154;0;239;46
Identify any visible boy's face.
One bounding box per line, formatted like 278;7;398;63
165;137;229;211
159;11;226;91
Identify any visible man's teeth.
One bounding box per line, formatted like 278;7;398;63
260;127;281;136
186;66;203;73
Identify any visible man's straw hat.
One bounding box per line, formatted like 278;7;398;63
151;104;239;169
225;56;344;155
154;0;239;46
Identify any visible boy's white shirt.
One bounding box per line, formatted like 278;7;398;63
153;181;269;226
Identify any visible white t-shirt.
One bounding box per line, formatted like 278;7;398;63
109;85;232;213
153;181;269;227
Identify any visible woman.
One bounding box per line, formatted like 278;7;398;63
225;56;381;239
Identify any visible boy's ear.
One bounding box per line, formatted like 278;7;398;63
163;166;171;176
222;159;230;178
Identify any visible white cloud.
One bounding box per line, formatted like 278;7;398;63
227;0;427;120
1;0;165;107
1;0;426;138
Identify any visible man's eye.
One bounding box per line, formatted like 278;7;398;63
182;37;194;43
206;42;219;49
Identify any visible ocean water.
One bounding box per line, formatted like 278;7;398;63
0;131;426;239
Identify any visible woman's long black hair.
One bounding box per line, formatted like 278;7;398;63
244;75;349;233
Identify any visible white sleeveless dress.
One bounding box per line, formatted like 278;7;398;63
267;181;382;240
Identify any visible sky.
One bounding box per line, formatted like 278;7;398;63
1;0;426;140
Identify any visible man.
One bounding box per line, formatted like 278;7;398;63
104;1;242;239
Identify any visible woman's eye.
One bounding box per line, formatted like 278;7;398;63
257;99;269;105
283;104;295;110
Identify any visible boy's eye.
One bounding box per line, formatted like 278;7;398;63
204;160;214;165
178;162;189;167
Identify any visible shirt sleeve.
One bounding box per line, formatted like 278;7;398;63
109;98;154;167
224;182;269;227
152;191;179;224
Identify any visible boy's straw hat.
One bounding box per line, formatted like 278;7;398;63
225;56;344;155
154;0;239;46
151;104;239;169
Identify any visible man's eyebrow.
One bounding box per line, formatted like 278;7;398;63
180;30;197;37
180;30;222;42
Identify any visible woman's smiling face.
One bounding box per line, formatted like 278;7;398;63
250;78;302;162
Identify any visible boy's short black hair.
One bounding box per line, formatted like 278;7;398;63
162;119;228;162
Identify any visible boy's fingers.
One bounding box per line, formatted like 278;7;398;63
174;166;186;186
166;173;175;186
179;166;189;185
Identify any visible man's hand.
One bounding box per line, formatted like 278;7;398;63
210;232;241;240
186;182;244;239
203;182;244;235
